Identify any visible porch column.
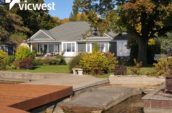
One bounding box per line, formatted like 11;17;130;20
30;44;33;52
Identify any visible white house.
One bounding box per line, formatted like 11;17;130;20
27;22;131;60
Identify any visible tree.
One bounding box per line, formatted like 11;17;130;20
0;0;61;44
61;18;70;24
70;0;89;21
0;6;30;43
158;32;172;54
121;0;172;65
77;0;172;65
9;33;27;46
17;0;60;35
70;0;80;21
72;0;121;34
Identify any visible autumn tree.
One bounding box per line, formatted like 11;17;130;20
77;0;172;65
158;32;172;54
70;0;88;21
121;0;172;65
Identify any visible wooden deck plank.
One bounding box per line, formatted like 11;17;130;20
0;84;73;113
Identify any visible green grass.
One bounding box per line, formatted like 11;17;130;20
9;64;156;76
12;65;70;73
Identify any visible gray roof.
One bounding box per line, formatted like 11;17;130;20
28;22;133;43
49;22;90;41
29;22;91;42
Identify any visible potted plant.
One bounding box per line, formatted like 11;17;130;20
166;57;172;93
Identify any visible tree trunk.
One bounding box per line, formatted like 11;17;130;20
138;37;148;66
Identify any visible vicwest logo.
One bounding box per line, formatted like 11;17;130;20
5;0;55;10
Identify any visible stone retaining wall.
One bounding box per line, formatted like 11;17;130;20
0;71;60;81
109;75;165;88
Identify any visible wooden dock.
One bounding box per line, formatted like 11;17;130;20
0;84;73;113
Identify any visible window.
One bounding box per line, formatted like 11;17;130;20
86;43;92;53
86;42;109;53
99;43;105;52
117;40;130;57
49;44;54;53
63;42;75;52
99;43;109;52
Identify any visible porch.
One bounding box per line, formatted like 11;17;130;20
29;42;62;56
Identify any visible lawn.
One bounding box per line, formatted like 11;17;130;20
12;65;70;73
11;64;155;76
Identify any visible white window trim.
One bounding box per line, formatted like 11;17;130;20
107;42;110;52
86;42;110;53
62;42;77;53
86;43;92;53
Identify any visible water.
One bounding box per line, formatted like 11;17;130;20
104;95;144;113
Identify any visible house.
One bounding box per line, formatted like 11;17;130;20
0;44;15;54
27;22;131;61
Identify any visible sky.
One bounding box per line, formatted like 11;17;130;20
45;0;74;19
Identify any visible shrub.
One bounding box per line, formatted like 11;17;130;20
0;50;8;70
104;53;118;73
80;52;118;75
69;54;82;72
92;42;100;52
34;58;54;65
34;55;66;66
130;59;142;75
6;64;16;70
34;59;44;65
114;65;127;75
154;57;172;76
15;45;33;61
167;57;172;76
6;55;15;65
15;45;34;69
56;55;66;65
14;56;34;69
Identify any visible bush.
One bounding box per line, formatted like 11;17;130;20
6;64;16;70
0;50;8;70
80;52;118;75
114;65;127;75
56;55;66;65
15;45;33;61
6;55;15;65
69;54;82;72
34;55;66;66
129;59;142;75
34;58;44;65
14;56;34;69
167;57;172;76
15;45;34;69
104;53;118;73
154;57;172;76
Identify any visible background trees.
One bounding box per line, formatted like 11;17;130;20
0;0;61;44
74;0;172;65
158;32;172;54
121;0;172;65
